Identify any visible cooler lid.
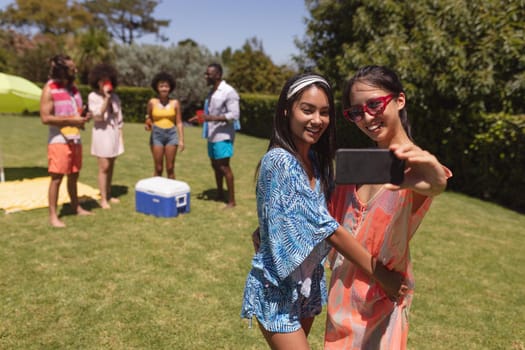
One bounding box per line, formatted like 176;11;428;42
135;176;190;197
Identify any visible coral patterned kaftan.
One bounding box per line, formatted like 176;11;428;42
324;184;432;350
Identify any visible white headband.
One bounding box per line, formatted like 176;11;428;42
286;75;330;100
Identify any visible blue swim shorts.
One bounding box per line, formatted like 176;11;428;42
150;125;179;146
207;140;233;160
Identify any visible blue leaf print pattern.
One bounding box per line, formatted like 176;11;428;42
241;148;339;333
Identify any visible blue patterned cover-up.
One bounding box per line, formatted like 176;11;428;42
241;148;339;333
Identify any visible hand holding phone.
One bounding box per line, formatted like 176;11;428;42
80;104;89;117
103;81;113;94
335;148;405;185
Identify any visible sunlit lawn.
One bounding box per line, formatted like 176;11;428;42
0;115;523;349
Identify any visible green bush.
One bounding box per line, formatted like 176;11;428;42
235;94;525;213
463;113;525;211
116;86;153;122
79;85;155;123
237;94;371;147
76;86;525;212
403;110;524;213
238;93;278;139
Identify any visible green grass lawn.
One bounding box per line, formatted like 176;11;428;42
0;115;524;349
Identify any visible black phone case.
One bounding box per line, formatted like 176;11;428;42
335;148;405;185
81;104;89;117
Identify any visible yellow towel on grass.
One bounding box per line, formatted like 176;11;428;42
0;177;100;214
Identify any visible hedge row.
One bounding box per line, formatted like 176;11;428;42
85;87;524;213
237;95;525;213
78;85;153;123
459;113;525;212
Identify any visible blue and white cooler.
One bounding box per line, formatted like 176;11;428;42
135;177;191;218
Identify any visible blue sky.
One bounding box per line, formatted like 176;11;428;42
0;0;310;65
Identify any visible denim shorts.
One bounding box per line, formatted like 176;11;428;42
150;125;179;146
207;140;233;160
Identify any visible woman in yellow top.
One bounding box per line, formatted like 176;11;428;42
145;72;184;179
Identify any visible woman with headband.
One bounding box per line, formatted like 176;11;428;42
240;73;408;349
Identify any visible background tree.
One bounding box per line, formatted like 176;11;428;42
0;0;92;35
0;28;61;82
225;37;296;94
15;34;61;82
300;0;525;115
112;43;219;117
0;0;95;82
83;0;169;44
295;0;355;89
178;38;198;48
299;0;525;207
0;29;15;73
220;47;233;69
0;0;170;83
70;28;114;84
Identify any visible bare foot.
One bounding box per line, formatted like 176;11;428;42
223;202;236;209
50;217;66;228
100;201;111;209
109;197;120;204
76;206;93;215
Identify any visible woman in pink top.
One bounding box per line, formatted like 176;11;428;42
88;64;124;209
324;66;452;350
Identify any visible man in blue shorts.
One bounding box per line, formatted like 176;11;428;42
190;63;240;208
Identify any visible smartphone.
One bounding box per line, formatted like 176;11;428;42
80;104;89;117
335;148;405;185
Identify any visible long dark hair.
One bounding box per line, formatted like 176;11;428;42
257;73;337;200
48;54;72;82
342;65;413;140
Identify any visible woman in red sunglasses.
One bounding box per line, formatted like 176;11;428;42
324;66;452;350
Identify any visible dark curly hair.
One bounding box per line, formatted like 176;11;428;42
88;63;119;90
151;72;176;93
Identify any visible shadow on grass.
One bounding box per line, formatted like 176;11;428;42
111;184;129;199
57;184;129;216
196;188;228;203
3;166;48;181
59;199;100;217
3;168;129;201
